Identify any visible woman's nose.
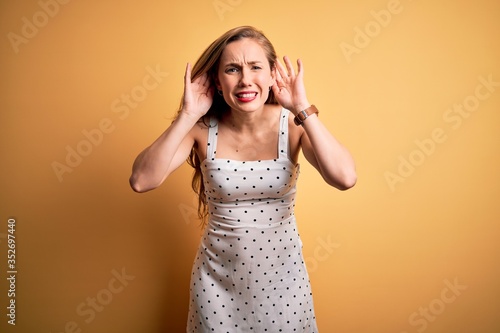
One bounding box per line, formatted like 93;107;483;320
239;68;252;86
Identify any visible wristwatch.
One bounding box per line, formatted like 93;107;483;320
294;105;319;126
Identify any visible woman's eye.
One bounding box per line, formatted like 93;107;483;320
252;66;262;70
226;68;238;73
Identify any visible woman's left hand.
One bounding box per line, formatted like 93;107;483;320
272;56;310;115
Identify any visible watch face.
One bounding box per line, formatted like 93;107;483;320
294;106;318;126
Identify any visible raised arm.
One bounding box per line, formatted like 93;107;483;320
129;63;214;192
298;114;357;190
272;56;357;190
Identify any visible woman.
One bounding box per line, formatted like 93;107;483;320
130;26;356;332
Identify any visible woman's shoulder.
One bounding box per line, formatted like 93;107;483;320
189;117;211;161
191;116;211;139
263;104;304;136
284;109;304;135
285;108;305;159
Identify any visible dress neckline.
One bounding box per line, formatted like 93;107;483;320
205;108;291;163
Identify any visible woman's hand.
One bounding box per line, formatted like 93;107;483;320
182;63;214;119
272;56;310;115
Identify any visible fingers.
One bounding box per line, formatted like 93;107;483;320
184;62;191;87
283;56;295;77
186;63;210;87
276;56;304;80
297;58;304;78
275;63;284;83
276;58;288;81
191;71;211;90
200;72;210;87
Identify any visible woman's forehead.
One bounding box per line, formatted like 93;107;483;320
220;39;267;64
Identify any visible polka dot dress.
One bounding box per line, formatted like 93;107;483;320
187;109;318;332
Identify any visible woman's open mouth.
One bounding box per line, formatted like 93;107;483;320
235;92;258;103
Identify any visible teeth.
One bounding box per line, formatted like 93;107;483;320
237;93;257;98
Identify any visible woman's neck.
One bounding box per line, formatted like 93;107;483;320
224;104;276;133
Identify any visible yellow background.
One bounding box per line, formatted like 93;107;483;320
1;0;499;332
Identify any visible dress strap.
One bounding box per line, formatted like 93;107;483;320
206;117;218;160
278;108;290;160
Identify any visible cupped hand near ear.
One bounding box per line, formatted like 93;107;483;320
272;56;311;115
182;63;214;119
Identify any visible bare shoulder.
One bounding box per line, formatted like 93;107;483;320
287;109;304;140
285;108;305;163
263;103;283;121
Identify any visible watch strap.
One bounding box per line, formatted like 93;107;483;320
293;105;319;126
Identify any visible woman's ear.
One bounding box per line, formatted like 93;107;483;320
270;66;277;87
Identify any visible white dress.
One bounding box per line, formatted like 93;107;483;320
186;108;318;332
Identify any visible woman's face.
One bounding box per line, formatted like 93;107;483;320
216;38;275;113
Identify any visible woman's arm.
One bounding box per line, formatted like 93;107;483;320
299;113;357;190
272;56;356;190
129;113;199;193
129;63;214;192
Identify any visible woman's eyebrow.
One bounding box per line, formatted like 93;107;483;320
224;60;263;67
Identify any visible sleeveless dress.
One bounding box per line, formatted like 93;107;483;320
186;108;318;332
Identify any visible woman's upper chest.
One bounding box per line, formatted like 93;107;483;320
195;111;303;163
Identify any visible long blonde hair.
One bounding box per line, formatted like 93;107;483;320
178;26;279;223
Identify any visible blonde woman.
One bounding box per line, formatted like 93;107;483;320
130;26;356;332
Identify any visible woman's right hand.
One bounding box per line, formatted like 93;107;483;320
182;63;214;119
